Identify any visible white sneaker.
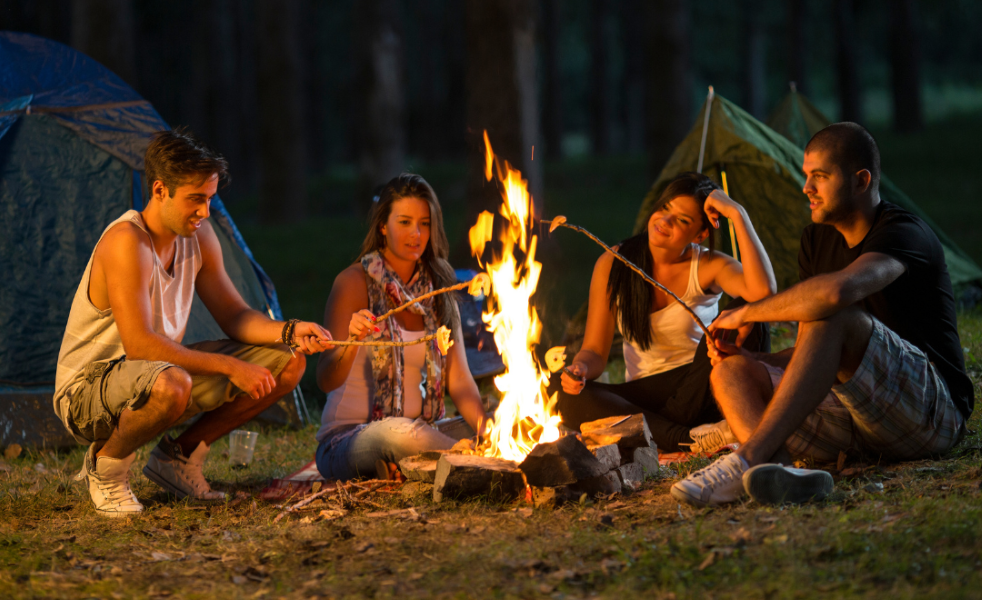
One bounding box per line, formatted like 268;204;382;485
743;463;834;505
670;452;749;507
143;435;225;500
686;420;739;454
79;446;144;518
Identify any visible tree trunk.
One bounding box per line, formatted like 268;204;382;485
742;0;765;119
620;0;645;154
407;0;444;161
833;0;862;123
352;0;406;215
589;0;612;155
787;0;808;95
890;0;924;133
644;0;692;181
464;0;543;225
541;0;564;159
255;0;306;223
70;0;137;85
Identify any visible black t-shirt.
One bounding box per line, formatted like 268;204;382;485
798;201;974;420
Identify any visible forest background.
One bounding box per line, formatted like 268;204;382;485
4;0;982;403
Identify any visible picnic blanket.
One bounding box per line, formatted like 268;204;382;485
259;460;330;501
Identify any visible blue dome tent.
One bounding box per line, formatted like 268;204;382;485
0;32;306;449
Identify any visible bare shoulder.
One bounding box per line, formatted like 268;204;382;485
330;263;369;304
96;221;152;265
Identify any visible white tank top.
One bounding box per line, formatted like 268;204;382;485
54;210;201;427
620;244;721;381
316;326;426;442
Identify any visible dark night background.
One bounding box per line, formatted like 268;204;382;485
4;0;982;397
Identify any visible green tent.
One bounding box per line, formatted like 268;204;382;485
636;91;982;292
765;89;982;287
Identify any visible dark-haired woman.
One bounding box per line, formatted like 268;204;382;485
554;172;776;452
314;174;486;480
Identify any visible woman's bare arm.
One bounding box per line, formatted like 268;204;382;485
564;252;618;390
316;265;370;393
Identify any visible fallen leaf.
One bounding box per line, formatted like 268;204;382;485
470;525;486;534
0;460;10;472
764;534;788;545
33;463;47;473
513;507;533;519
409;572;424;581
311;481;322;494
537;583;555;594
730;527;753;547
4;444;22;460
698;552;717;571
231;575;247;585
151;551;172;561
354;541;374;553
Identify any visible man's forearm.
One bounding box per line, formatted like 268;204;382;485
743;274;844;324
222;308;283;346
124;333;238;377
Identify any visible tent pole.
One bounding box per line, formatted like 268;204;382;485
721;169;740;262
696;86;715;173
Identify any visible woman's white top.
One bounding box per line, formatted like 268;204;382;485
620;244;721;381
316;326;426;442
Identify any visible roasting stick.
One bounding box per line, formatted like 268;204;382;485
373;274;491;324
545;216;714;343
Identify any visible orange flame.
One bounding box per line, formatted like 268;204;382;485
470;132;562;462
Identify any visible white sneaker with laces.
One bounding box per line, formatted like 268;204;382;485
742;463;833;505
80;447;144;518
143;435;225;500
686;420;739;454
670;452;749;507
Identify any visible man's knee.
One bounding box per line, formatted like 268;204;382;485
149;367;192;421
711;356;769;402
277;352;306;389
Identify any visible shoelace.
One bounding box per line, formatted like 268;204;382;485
690;457;742;487
691;428;728;453
177;460;213;493
96;478;140;505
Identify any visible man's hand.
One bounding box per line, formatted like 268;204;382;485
291;321;334;354
561;363;588;395
709;304;750;334
228;359;276;400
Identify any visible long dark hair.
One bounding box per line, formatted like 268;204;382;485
608;172;720;351
359;173;460;331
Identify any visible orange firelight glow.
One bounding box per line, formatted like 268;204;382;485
469;133;563;463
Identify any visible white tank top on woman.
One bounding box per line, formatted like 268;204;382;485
316;326;426;442
620;244;721;381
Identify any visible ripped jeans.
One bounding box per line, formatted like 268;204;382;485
315;417;457;480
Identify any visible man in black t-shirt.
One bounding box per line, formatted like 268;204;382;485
671;122;973;507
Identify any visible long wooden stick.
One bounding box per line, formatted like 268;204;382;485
328;333;439;348
547;219;713;341
374;281;471;323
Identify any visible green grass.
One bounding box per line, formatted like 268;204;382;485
0;309;980;598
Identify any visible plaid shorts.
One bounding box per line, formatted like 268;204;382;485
763;317;966;462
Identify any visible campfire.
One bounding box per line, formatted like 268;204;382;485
469;131;563;463
392;133;660;504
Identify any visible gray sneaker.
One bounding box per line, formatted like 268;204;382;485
742;463;833;505
686;420;739;454
79;446;144;518
143;435;225;500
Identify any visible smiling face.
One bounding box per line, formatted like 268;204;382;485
647;195;709;250
380;197;431;266
802;149;856;225
156;173;218;237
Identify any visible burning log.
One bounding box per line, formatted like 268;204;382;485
581;414;654;452
518;435;607;487
432;454;526;502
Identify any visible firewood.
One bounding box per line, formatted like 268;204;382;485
589;444;621;472
518;435;607;487
624;446;660;478
570;471;622;496
432;454;525;502
580;414;653;452
398;454;440;483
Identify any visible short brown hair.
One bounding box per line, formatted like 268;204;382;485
144;127;229;198
805;122;880;191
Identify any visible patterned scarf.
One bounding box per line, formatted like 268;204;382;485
361;251;446;423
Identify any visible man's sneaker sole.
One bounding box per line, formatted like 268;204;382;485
743;464;833;505
670;484;709;508
142;464;192;500
95;506;143;518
